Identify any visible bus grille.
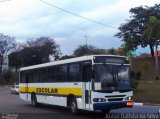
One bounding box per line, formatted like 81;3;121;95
108;98;123;101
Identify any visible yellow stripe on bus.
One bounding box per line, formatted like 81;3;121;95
19;87;82;96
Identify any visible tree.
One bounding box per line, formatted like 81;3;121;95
115;4;160;57
73;45;127;58
9;42;23;72
89;49;108;55
9;37;61;67
73;45;96;57
107;48;116;55
9;52;21;72
0;33;15;73
140;61;150;80
26;37;61;62
60;55;75;60
142;16;160;79
115;47;127;56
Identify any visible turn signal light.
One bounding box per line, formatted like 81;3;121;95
127;102;134;106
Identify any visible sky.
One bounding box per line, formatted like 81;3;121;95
0;0;159;55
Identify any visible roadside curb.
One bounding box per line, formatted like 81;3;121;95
143;103;160;106
134;102;160;106
134;102;143;106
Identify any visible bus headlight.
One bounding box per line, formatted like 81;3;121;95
125;96;133;100
93;98;106;102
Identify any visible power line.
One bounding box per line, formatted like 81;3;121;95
39;0;118;30
0;0;12;2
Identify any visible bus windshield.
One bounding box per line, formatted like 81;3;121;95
94;64;131;92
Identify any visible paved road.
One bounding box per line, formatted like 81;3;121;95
0;86;160;119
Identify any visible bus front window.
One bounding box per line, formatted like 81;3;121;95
94;64;131;92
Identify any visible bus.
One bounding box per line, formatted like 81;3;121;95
19;55;133;114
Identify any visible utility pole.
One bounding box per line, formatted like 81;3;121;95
84;35;89;55
84;35;89;46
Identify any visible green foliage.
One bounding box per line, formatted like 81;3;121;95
9;51;22;71
9;37;61;67
142;16;160;47
60;55;75;60
135;71;142;80
143;16;160;79
115;4;160;57
140;61;150;72
140;61;150;80
73;45;96;57
73;45;127;58
132;80;139;91
131;71;141;90
107;48;116;55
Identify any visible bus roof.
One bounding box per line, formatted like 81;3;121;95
20;55;127;71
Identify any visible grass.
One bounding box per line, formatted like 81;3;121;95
134;80;160;104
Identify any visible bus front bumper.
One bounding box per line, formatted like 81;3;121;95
93;101;133;111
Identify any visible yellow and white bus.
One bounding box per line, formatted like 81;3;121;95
19;55;133;113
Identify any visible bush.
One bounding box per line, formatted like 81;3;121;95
131;79;139;91
131;71;140;91
140;61;150;71
135;71;141;80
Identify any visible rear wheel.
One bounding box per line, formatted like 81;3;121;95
70;98;78;114
31;94;38;107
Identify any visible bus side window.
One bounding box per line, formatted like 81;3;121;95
57;65;68;82
82;64;92;82
32;70;39;83
69;63;81;82
39;68;48;83
25;73;29;83
48;66;57;82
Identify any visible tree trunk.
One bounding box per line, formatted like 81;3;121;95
150;45;154;57
155;44;159;79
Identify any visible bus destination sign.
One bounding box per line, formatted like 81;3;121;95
93;56;129;64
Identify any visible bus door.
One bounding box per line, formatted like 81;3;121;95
25;73;29;100
82;63;92;109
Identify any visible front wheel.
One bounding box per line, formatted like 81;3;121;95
70;98;78;114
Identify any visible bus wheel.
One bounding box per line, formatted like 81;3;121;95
31;94;38;107
70;98;78;114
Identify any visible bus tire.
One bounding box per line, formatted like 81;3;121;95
70;97;78;114
31;94;38;107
